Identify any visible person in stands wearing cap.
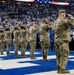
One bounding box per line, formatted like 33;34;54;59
53;9;74;74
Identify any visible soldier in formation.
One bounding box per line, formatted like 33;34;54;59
53;10;74;74
20;24;29;58
39;18;52;61
0;26;5;55
14;26;21;57
29;22;39;59
5;26;12;56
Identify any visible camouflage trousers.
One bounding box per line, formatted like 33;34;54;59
21;41;27;56
14;42;20;55
0;41;5;53
55;41;69;69
30;40;36;57
6;41;11;54
41;41;50;59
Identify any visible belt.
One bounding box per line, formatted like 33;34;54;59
63;40;68;43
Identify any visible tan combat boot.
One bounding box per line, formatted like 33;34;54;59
15;53;18;58
1;52;5;55
30;56;37;59
7;52;10;56
43;56;50;61
58;68;70;74
21;56;27;58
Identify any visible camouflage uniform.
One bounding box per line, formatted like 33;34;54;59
14;26;21;57
53;11;74;71
0;28;5;55
29;23;38;59
39;19;51;61
20;25;29;58
5;27;12;56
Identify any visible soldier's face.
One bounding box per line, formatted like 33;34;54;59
33;24;36;27
46;20;49;23
60;13;66;19
44;19;49;24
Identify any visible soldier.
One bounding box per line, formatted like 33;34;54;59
29;22;38;59
5;26;12;56
53;10;74;74
39;18;51;61
0;26;5;55
14;26;21;57
20;25;29;58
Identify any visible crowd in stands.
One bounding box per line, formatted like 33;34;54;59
0;2;74;25
0;2;74;41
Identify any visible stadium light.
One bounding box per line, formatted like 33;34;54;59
2;1;5;3
14;0;34;2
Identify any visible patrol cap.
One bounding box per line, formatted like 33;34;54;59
21;25;26;29
30;22;35;26
42;18;48;23
21;24;26;27
5;27;10;31
59;10;66;14
14;25;19;30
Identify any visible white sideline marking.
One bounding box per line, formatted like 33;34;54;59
0;51;74;72
27;70;74;75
